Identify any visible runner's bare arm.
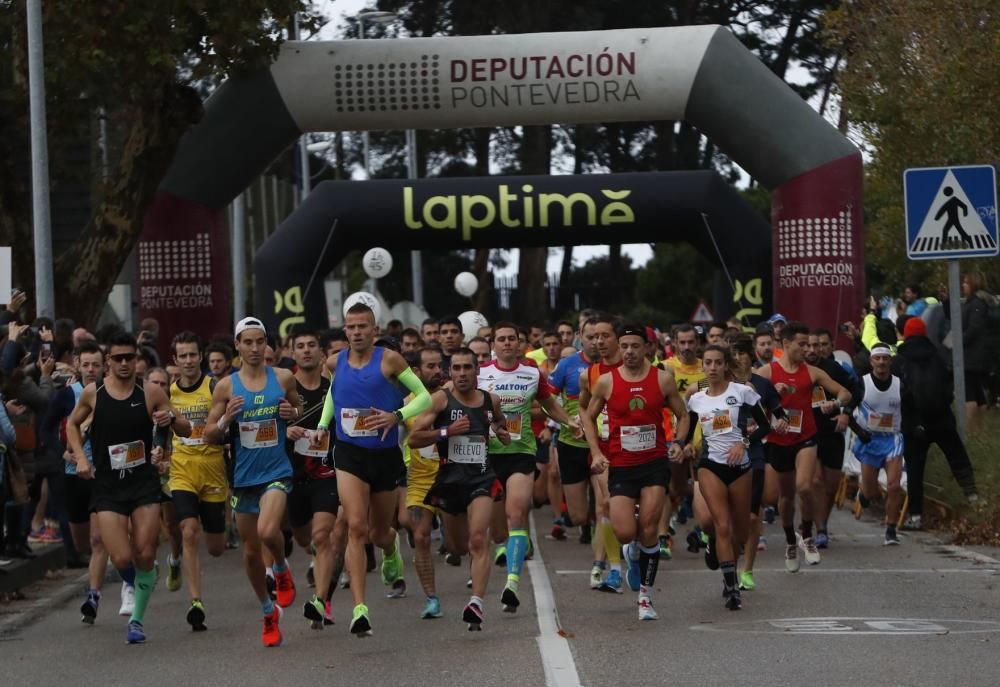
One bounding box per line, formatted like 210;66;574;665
66;383;96;478
580;373;611;465
147;383;192;437
276;368;304;421
490;392;512;445
809;365;851;411
407;390;449;449
659;369;689;460
204;376;237;444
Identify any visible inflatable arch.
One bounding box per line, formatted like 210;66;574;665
140;25;862;343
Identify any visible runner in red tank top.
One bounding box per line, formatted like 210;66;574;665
581;325;689;622
756;321;851;572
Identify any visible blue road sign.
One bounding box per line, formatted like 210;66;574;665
904;165;998;261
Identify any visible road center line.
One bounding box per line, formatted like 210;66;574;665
527;512;583;687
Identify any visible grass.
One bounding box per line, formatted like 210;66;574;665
923;409;1000;546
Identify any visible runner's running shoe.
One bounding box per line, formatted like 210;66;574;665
785;544;800;573
501;581;520;613
262;605;283;647
421;596;443;619
637;596;658;621
126;620;146;644
350;603;372;637
798;533;821;565
493;544;507;567
304;595;326;629
81;590;100;624
602;568;624;594
738;570;756;591
186;599;207;632
119;582;135;616
274;567;296;607
463;599;484;631
166;556;182;592
623;543;641;592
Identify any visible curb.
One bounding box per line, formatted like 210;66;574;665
0;570;89;638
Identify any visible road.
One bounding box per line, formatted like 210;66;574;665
2;506;999;687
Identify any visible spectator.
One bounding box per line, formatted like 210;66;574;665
903;284;927;316
944;271;993;434
892;317;979;530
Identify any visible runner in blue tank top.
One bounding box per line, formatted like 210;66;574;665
312;302;432;637
205;316;304;648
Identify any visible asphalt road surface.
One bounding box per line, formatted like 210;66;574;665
3;506;999;687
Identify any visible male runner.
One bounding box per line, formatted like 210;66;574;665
204;317;303;647
531;331;563;517
168;332;228;631
312;302;432;636
48;342;112;624
403;347;447;619
67;332;192;644
283;329;342;629
548;320;600;549
853;343;906;545
410;348;510;629
582;325;689;620
806;328;859;548
577;317;625;590
479;322;580;613
756;321;851;571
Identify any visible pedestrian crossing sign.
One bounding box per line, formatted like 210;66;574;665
904;165;998;261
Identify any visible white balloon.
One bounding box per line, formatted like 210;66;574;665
458;310;489;343
454;271;478;297
343;291;382;324
362;247;393;279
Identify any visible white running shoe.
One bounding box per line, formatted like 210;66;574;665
637;596;658;621
589;565;604;590
784;544;800;573
118;582;135;616
798;533;821;565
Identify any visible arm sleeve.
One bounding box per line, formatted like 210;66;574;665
747;403;771;444
684;410;698;444
397;367;431;421
318;385;335;430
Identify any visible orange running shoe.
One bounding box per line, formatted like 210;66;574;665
274;567;296;608
262;605;283;647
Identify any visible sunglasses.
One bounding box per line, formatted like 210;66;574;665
110;353;137;363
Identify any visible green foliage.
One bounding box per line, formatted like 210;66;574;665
827;0;1000;295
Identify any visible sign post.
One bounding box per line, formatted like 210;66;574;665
904;164;998;437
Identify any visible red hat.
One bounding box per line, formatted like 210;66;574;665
903;317;927;339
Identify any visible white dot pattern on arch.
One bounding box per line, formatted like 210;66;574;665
777;213;853;261
138;233;212;281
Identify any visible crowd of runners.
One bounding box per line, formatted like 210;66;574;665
1;292;984;646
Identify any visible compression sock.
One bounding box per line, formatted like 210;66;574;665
638;543;660;587
130;568;156;624
261;597;274;616
721;561;738;593
506;530;529;581
118;563;136;587
602;520;621;566
271;560;288;575
783;526;797;546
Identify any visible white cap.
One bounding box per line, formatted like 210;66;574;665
235;316;267;339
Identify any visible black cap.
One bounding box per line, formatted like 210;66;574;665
617;323;648;341
374;335;401;353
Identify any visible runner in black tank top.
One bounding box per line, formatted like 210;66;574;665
408;348;510;631
66;332;192;644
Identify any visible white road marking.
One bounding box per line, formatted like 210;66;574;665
527;512;583;687
933;545;1000;565
555;568;997;575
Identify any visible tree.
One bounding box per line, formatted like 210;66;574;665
0;0;315;325
827;0;1000;294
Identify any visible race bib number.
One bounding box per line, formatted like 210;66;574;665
178;419;206;446
340;408;378;438
785;409;804;434
239;419;279;448
503;412;523;441
294;429;329;458
448;435;487;464
811;386;827;409
700;409;734;437
621;424;656;452
867;411;896;432
109;440;146;470
598;410;610;441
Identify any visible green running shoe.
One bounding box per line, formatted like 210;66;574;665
304;595;326;630
166;557;182;592
494;544;507;567
186;599;207;631
380;532;404;586
350;603;372;637
739;570;756;591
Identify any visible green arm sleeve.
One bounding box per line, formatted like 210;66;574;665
397;367;431;421
317;385;335;430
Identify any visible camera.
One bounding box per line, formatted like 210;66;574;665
839;323;851;333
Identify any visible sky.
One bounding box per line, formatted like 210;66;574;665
310;0;833;276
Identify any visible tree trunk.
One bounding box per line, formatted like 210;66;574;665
514;125;551;322
52;84;203;327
